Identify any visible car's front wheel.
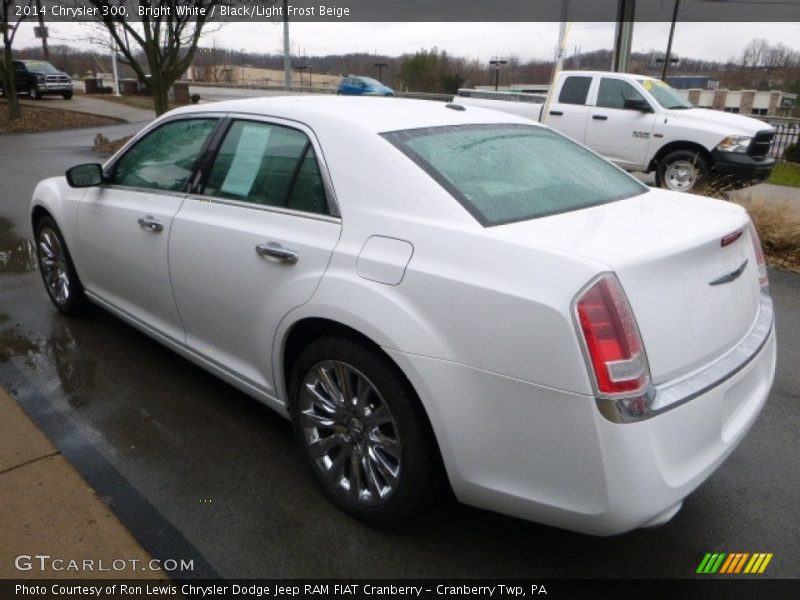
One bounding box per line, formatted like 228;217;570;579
35;216;89;316
290;337;442;525
657;149;709;193
62;91;73;100
29;85;42;100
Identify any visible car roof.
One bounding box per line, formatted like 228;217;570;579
167;96;538;134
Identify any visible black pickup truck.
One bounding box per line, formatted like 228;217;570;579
0;60;73;100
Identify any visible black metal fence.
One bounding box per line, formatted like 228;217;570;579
760;117;799;160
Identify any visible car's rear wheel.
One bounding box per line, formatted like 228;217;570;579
35;216;89;316
290;336;442;525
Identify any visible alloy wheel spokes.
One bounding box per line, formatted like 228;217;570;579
300;360;401;506
38;229;70;304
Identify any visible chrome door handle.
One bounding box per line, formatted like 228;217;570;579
137;216;164;233
255;242;299;263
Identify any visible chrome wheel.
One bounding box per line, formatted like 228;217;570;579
38;227;70;305
664;159;699;192
298;360;402;506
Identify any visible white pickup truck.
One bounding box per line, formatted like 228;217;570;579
453;71;776;193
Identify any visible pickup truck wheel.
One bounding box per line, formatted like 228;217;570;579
290;337;442;525
62;91;73;100
35;217;89;316
657;150;709;193
29;85;42;100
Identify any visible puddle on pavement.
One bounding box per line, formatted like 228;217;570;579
0;215;96;404
0;319;98;407
0;216;37;273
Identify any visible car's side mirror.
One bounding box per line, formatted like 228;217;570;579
624;98;653;113
66;163;104;188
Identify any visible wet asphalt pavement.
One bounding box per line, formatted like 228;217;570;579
1;123;799;580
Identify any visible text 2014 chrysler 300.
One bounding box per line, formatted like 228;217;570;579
31;97;776;535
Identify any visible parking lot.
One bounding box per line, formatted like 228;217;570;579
1;121;799;579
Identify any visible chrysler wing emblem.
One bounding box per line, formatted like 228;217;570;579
709;260;748;286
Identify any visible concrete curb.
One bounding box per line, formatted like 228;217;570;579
0;388;161;579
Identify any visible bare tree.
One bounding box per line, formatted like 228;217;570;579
1;0;32;120
87;0;228;116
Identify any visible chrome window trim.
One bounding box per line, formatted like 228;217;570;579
96;185;188;199
184;193;342;224
596;293;774;423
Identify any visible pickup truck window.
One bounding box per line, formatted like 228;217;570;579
383;124;647;226
558;76;592;105
636;78;693;109
597;78;647;110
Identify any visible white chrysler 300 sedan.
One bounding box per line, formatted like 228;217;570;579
31;97;776;535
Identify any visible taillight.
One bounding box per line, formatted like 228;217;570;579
748;221;769;292
575;274;650;397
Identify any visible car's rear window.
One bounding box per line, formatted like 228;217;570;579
382;124;647;226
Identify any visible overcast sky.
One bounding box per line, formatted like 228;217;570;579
13;21;800;65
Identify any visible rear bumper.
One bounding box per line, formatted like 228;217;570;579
711;150;774;186
385;300;776;535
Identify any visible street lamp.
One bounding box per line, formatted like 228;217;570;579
489;59;507;91
374;62;388;83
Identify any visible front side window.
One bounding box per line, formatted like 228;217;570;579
203;120;328;215
384;124;646;226
597;78;648;110
111;118;217;191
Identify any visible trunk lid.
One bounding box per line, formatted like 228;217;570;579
491;189;761;384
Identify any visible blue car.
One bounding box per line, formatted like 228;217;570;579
337;76;394;96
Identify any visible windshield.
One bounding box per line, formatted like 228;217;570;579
636;78;693;109
24;61;59;73
383;124;647;226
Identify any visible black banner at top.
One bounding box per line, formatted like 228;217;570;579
6;0;800;23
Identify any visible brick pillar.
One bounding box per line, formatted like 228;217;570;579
768;92;780;116
740;91;755;115
688;89;701;105
713;90;727;111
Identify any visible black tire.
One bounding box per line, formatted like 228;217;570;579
29;85;41;100
62;91;73;100
656;149;710;194
34;216;89;316
290;336;443;526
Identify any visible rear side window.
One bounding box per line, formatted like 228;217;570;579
558;76;592;105
203;120;328;215
597;78;647;110
383;124;646;226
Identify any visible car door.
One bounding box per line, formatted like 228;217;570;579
544;75;593;143
585;77;656;169
169;117;342;396
75;117;221;341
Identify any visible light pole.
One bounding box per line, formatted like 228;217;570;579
489;59;507;91
374;62;388;83
282;0;292;87
661;0;681;81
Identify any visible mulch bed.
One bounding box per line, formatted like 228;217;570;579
0;101;121;133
